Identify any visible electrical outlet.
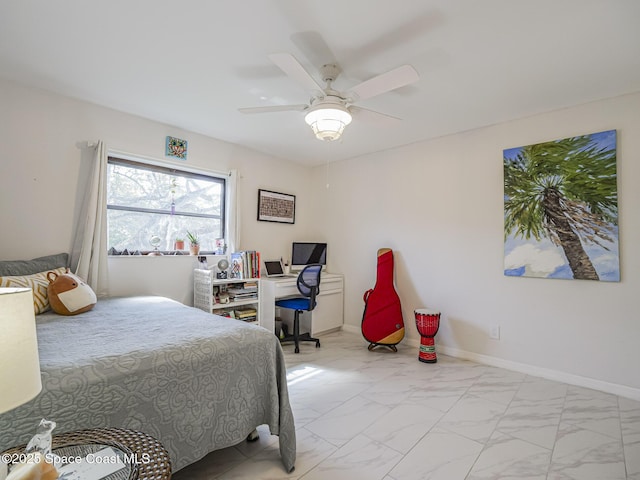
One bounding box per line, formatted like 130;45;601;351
490;325;501;340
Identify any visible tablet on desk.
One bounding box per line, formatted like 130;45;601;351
264;260;287;277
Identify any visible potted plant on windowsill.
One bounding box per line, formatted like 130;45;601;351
174;237;185;250
186;231;200;256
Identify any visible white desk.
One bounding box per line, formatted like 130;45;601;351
259;272;344;336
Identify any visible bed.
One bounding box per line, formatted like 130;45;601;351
0;294;296;473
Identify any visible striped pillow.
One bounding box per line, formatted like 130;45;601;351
0;267;66;314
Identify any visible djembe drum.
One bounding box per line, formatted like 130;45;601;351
415;309;441;363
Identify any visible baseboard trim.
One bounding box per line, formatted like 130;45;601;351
341;325;359;335
340;325;640;401
437;344;640;401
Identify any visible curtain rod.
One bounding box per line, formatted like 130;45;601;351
78;142;232;177
109;148;231;177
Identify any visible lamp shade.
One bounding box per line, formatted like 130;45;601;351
304;104;352;141
0;288;42;414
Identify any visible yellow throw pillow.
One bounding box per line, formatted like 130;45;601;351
0;267;66;314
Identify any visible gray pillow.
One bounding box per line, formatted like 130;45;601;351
0;253;69;276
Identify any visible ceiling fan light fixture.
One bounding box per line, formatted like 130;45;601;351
304;105;352;141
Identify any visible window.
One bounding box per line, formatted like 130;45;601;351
107;157;225;253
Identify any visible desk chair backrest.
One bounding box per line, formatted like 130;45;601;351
297;264;322;310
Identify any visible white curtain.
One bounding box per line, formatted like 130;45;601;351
74;141;109;296
226;169;240;253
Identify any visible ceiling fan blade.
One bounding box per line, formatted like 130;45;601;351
348;64;419;102
290;31;337;72
350;106;402;123
239;104;308;114
268;53;324;93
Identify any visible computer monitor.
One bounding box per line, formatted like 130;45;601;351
291;242;327;271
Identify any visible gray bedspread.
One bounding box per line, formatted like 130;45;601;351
0;296;296;472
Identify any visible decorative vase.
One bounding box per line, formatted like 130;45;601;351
189;245;200;256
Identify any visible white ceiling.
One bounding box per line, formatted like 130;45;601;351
2;1;639;167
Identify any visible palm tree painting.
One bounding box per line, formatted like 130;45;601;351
504;130;619;281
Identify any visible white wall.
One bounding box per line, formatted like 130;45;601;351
312;92;640;397
0;79;313;302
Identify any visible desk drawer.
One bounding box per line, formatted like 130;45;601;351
274;282;298;298
319;287;342;296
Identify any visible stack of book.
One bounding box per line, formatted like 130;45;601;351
244;281;258;291
230;251;261;279
227;285;258;301
235;307;257;322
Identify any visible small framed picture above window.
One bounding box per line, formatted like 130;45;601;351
257;189;295;224
166;136;188;160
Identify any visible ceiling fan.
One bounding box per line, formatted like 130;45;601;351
239;53;419;141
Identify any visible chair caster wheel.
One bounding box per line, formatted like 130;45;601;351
295;347;300;353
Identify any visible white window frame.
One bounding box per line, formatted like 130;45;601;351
105;151;234;254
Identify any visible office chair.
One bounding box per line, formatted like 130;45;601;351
275;264;322;353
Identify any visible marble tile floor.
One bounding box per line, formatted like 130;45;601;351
174;330;640;479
